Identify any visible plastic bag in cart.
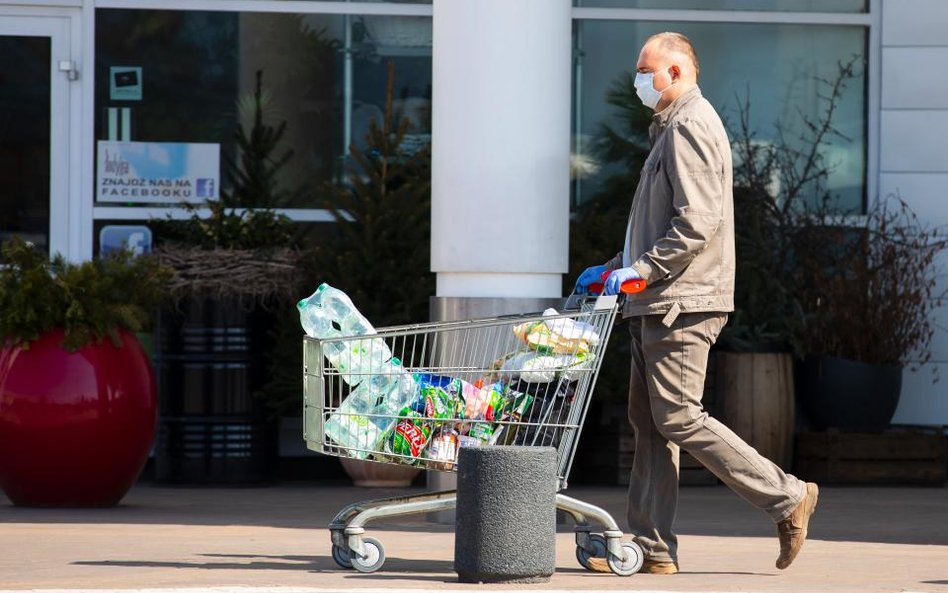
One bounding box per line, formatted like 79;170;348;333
495;378;575;449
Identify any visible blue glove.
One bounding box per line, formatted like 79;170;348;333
603;267;643;296
574;264;608;294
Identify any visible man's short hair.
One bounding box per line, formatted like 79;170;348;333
647;32;700;78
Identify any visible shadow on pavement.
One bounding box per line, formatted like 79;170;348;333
4;483;946;547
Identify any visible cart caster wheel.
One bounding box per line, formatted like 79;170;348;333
331;544;352;569
351;536;386;573
575;533;607;570
608;541;645;576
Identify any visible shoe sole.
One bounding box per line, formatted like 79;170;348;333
585;557;678;575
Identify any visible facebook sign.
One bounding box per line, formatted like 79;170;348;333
99;225;153;257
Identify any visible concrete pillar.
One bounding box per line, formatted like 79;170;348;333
431;0;573;300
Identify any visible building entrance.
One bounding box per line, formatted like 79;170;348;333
0;13;73;257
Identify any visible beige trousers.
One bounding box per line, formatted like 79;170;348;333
626;311;806;563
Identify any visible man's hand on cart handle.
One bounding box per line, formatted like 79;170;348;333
602;268;646;296
574;264;609;295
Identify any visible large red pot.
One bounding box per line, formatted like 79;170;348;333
0;328;157;506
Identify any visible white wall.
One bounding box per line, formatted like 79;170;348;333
880;0;948;425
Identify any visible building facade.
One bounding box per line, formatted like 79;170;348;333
1;0;945;425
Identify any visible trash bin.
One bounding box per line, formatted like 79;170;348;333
455;445;557;583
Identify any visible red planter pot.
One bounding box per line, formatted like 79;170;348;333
0;329;157;506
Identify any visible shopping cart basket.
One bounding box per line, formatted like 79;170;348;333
302;293;644;576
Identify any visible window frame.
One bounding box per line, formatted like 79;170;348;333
82;0;879;232
84;1;434;234
570;1;880;214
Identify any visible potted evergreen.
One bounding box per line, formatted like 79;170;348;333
0;237;171;506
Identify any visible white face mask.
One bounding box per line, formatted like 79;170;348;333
634;71;674;110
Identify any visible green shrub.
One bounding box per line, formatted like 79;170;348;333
0;237;172;351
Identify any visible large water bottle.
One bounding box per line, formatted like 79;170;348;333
371;358;419;422
323;358;417;457
299;283;414;456
298;283;392;385
322;382;385;459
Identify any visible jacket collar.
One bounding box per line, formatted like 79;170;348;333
652;85;702;128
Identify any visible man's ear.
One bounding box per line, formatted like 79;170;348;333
670;64;681;81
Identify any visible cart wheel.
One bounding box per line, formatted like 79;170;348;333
575;533;608;570
350;537;386;573
607;541;645;576
331;544;352;569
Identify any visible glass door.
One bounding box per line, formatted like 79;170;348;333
0;14;72;256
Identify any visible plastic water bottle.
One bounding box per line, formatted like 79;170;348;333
322;358;418;457
322;383;384;459
371;358;419;423
297;283;393;385
298;284;419;456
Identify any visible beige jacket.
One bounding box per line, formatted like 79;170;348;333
606;86;735;322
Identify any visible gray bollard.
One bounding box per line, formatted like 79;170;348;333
454;445;557;584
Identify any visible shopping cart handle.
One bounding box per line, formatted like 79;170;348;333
587;270;646;295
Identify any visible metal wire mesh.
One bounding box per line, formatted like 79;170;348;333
303;295;618;484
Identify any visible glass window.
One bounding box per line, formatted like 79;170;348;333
571;20;867;212
0;35;51;253
573;0;867;12
94;9;432;209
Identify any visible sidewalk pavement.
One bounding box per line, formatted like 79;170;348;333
1;481;946;593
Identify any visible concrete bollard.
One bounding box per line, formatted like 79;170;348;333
454;445;557;584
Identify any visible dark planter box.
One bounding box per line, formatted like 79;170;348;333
795;430;947;486
153;297;278;484
796;355;902;433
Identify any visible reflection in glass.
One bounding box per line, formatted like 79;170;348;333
572;20;866;212
574;0;866;12
0;36;51;253
94;10;432;209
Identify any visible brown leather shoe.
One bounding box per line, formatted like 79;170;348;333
586;556;678;574
776;482;819;569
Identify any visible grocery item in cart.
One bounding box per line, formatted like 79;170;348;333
297;283;393;385
300;284;419;456
323;393;384;460
466;421;498;445
499;351;596;383
427;426;460;471
512;308;601;355
505;379;575;448
461;380;507;421
411;384;459;420
384;408;433;461
323;356;419;459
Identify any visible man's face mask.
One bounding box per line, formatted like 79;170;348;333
634;70;674;110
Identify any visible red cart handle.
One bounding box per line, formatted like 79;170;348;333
587;270;647;295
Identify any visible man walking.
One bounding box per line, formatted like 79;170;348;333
576;32;818;575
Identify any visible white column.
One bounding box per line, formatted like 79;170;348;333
431;0;572;299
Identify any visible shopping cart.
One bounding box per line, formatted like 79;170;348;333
302;293;644;576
